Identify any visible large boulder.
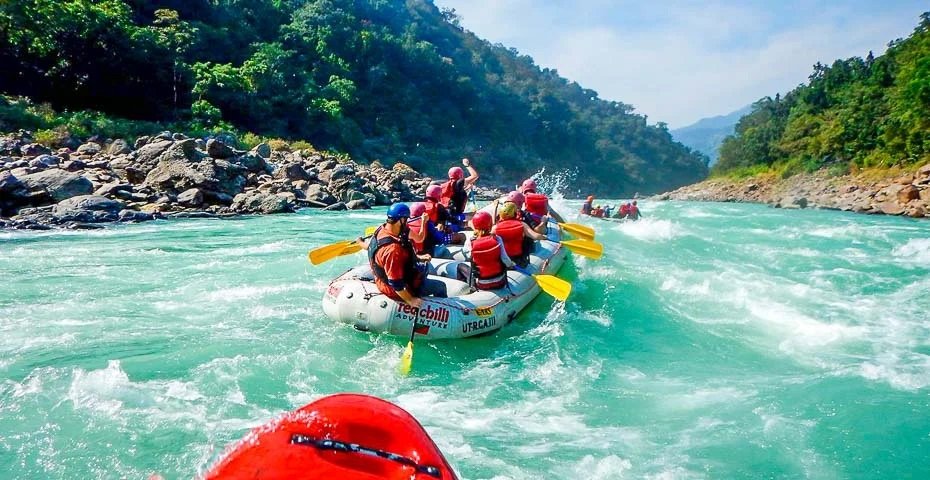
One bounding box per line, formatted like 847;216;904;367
234;152;269;173
143;157;246;197
230;191;292;214
275;162;312;181
0;171;29;214
304;183;337;205
206;138;235;159
18;169;93;202
897;185;920;203
251;143;272;159
76;142;102;156
130;139;173;170
345;199;370;210
51;195;124;223
19;143;51;158
107;139;132;155
177;188;203;207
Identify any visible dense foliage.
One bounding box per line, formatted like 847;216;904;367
715;12;930;178
0;0;707;194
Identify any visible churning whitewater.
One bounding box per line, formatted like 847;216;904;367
1;199;929;479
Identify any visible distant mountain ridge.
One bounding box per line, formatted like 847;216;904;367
671;105;752;165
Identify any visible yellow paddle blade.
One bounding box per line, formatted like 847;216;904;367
308;240;354;265
533;274;571;302
561;239;604;260
558;222;595;241
398;341;414;375
338;243;363;256
364;226;377;236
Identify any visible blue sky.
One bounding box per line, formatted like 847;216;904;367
433;0;928;128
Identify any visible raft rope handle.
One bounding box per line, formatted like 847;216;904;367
291;434;442;479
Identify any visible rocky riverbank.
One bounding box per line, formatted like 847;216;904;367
0;130;500;230
657;163;930;219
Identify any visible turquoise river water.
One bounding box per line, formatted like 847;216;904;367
2;199;930;479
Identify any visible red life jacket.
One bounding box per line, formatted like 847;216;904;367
525;193;548;216
493;219;525;259
471;235;506;290
424;199;441;224
408;217;426;254
440;179;466;214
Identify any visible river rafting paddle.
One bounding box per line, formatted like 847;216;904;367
532;274;571;301
308;240;355;265
561;239;604;260
558;222;595;241
399;321;426;375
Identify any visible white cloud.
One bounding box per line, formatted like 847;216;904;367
436;0;925;128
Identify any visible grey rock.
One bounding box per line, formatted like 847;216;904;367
131;140;173;169
61;160;86;172
206;138;235;159
19;170;94;202
143;157;246;196
52;195;124;223
276;162;311;181
251;142;271;159
134;136;151;150
203;190;234;205
234;152;268;173
155;131;174;141
118;209;155;223
172;133;187;141
346;199;370;210
230;191;291;214
94;182;132;197
330;164;355;181
76;142;103;155
323;202;347;211
30;154;60;168
177;188;203;207
305;184;336;205
20;143;51;158
107;139;132;155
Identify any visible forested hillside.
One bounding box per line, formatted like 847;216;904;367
714;12;930;177
0;0;707;195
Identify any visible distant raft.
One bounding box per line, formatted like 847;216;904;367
322;208;569;340
203;393;459;479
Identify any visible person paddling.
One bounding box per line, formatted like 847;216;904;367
519;179;551;232
440;158;479;230
581;195;594;216
507;190;549;234
628;200;642;221
366;204;433;308
463;211;514;290
492;201;547;268
408;202;445;256
423;184;450;226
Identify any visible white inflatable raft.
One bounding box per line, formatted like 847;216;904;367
322;213;568;340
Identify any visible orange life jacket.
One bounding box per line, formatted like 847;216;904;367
471;235;506;290
525;193;548;216
493;219;525;259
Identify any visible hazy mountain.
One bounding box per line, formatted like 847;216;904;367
672;105;752;165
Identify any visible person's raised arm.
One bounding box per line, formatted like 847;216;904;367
462;158;479;187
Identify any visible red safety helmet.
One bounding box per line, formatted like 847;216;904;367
507;190;525;208
472;211;492;231
410;202;426;218
448;166;464;180
520;179;537;193
426;185;442;200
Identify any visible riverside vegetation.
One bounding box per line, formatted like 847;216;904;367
662;12;930;218
0;0;707;196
